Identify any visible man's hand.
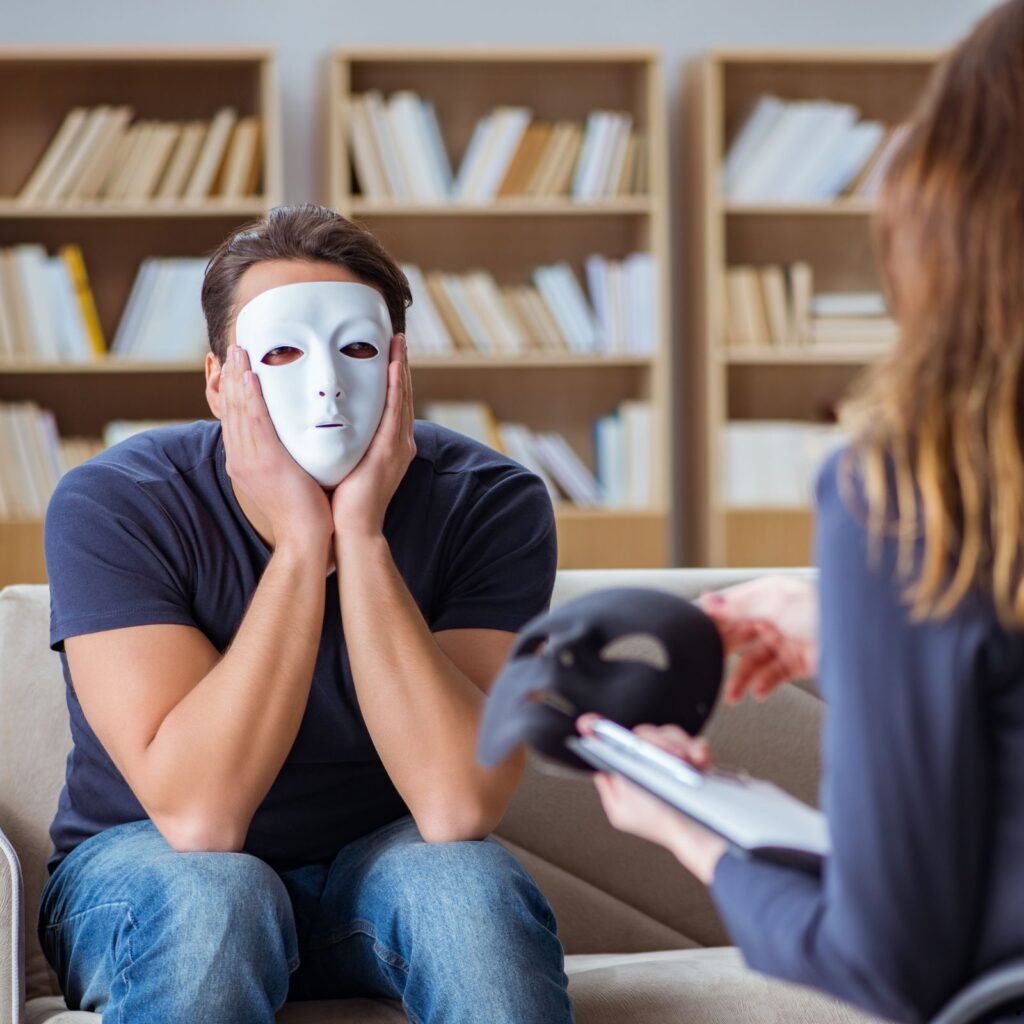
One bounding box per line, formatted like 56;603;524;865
579;715;728;884
221;344;332;553
331;334;415;542
700;576;819;705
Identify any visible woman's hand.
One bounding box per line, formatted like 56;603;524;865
330;334;415;543
700;576;819;705
578;715;728;884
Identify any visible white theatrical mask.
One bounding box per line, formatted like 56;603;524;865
234;280;392;487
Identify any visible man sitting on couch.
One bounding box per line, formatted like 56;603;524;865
39;204;574;1024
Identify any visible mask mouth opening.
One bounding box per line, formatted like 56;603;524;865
315;421;348;429
525;689;577;717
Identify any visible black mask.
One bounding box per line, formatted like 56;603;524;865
477;588;724;770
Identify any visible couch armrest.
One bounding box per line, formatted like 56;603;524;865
0;826;24;1024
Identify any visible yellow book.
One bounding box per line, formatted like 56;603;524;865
59;245;105;357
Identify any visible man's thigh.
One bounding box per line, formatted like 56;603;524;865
39;820;298;1016
282;814;563;1003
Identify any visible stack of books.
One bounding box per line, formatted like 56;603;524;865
17;105;262;206
403;254;655;358
348;91;646;203
723;263;897;350
109;258;209;361
0;244;104;363
422;399;654;508
0;402;104;520
722;94;904;203
724;420;848;507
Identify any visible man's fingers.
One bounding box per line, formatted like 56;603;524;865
634;724;712;768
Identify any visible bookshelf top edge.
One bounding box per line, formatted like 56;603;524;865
705;47;943;66
0;47;276;64
330;47;661;65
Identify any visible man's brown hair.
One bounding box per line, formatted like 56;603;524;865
201;204;411;361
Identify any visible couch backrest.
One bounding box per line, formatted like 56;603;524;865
0;569;823;1000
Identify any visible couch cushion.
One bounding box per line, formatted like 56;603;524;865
26;949;885;1023
0;586;68;1001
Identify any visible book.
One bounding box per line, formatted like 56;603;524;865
125;122;183;201
348;95;391;201
532;432;602;506
387;91;437;203
218;117;262;199
567;718;830;870
66;106;134;202
59;245;104;356
17;107;90;205
154;120;208;201
423;400;503;451
43;106;118;205
183;107;238;202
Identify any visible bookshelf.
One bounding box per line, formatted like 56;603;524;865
689;49;941;566
327;48;673;570
0;48;282;586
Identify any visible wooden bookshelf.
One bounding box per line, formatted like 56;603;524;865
327;47;673;570
0;48;282;587
688;49;941;566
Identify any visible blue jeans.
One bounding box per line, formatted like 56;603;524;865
39;816;574;1024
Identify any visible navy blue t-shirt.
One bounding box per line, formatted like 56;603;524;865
44;420;557;873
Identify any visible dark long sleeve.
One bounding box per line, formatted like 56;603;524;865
710;451;1004;1024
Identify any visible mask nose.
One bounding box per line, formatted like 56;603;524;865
312;349;345;402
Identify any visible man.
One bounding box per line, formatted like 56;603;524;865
40;204;573;1023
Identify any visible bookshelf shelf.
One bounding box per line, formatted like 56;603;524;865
0;48;282;587
723;345;888;365
330;47;673;570
723;200;878;217
0;201;269;220
689;48;940;567
348;199;655;217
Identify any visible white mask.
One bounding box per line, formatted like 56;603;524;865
234;280;391;487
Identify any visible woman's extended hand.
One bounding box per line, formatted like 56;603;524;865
699;576;819;705
578;715;728;884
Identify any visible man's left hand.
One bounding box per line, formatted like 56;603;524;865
331;333;416;541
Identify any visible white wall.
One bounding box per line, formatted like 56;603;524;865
1;0;996;203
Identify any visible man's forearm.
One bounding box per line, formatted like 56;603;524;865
141;540;326;849
337;532;522;842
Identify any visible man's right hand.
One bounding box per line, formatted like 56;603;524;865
221;344;332;552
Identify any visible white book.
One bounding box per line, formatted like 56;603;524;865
423;400;500;450
811;292;888;318
10;246;60;361
625;252;656;355
810;120;887;200
595;412;625;507
728;102;831;202
363;91;411;200
771;104;859;202
67;105;135;201
155;120;208;201
6;404;50;515
571;112;611;200
348;96;391;202
722;95;787;196
134;259;207;360
591;113;632;199
585;255;611;347
110;259;159;355
534;263;602;354
608;260;630;355
465;271;527;355
532;432;602;506
497;422;559;504
401;264;454;355
420;100;454;200
183;107;238;202
45;258;91;361
621;399;653;506
568;719;830;870
472;108;532;202
387;92;438;203
452;115;495;201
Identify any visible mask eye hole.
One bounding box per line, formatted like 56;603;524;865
599;633;670;671
341;341;379;359
261;346;302;366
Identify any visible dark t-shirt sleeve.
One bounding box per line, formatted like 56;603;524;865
429;468;557;634
710;450;993;1024
45;463;197;650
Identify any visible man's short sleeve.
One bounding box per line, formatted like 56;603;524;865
429;468;557;635
45;463;197;650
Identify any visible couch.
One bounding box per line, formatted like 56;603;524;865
0;569;884;1024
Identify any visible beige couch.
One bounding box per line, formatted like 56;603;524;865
0;569;882;1024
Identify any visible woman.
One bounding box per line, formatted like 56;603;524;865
582;4;1024;1022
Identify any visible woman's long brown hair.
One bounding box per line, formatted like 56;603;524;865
842;0;1024;624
